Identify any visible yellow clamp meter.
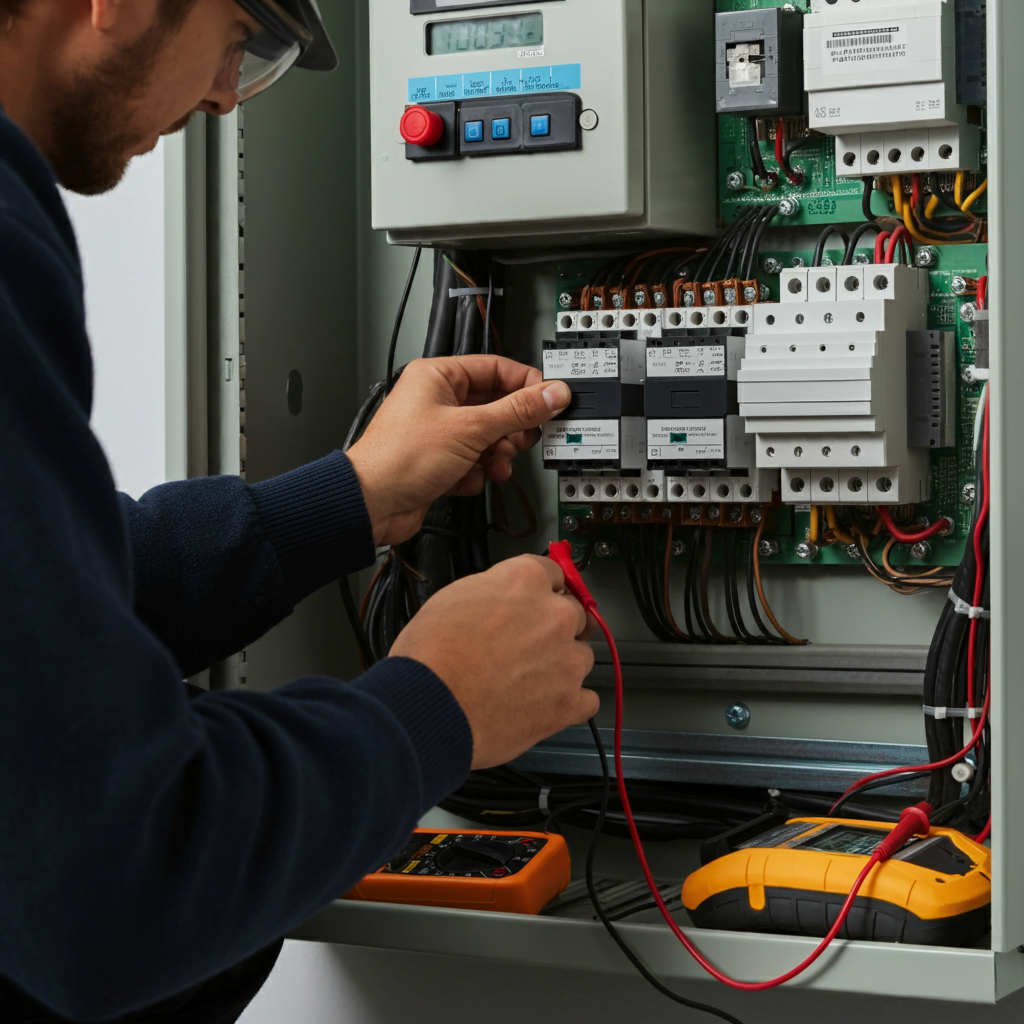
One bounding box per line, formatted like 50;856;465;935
683;816;991;946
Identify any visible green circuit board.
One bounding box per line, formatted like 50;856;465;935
553;242;985;569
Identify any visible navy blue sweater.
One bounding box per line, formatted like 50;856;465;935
0;112;473;1019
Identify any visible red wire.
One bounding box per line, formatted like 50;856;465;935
977;276;987;310
875;506;951;543
911;173;922;211
775;118;802;186
972;819;991;844
884;226;912;264
968;395;991;706
595;608;897;991
873;231;890;264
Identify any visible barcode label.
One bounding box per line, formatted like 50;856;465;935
823;21;907;74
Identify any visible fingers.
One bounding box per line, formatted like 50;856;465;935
572;687;601;724
438;355;545;401
468;380;571;444
578;610;598;642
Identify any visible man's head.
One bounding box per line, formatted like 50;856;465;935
0;0;334;195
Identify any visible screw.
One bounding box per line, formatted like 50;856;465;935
820;256;834;267
593;295;603;309
778;196;800;217
765;446;775;458
822;445;831;457
760;284;771;301
824;312;834;324
726;170;745;191
612;292;624;309
758;538;779;557
561;515;580;533
702;288;717;305
594;541;614;558
729;507;743;524
726;702;751;730
795;541;819;560
960;302;976;323
661;507;673;521
763;257;783;275
640;506;652;521
853;252;870;265
682;290;695;307
951;275;968;295
845;543;862;560
558;292;574;309
688;506;702;522
654;291;666;307
791;256;805;268
962;365;976;384
707;505;721;522
620;506;632;520
633;290;645;306
601;506;615;521
749;507;764;524
671;539;686;556
743;285;758;303
910;540;932;560
914;247;936;268
951;761;975;784
723;287;738;305
962;482;976;505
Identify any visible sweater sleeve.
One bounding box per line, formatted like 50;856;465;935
119;452;376;676
0;193;474;1020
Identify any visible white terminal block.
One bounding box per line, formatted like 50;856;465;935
804;0;980;176
737;263;930;505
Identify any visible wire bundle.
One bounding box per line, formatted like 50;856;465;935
617;522;804;646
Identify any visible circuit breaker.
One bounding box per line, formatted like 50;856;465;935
369;0;717;247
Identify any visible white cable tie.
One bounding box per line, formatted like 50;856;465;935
948;588;990;619
923;705;984;720
448;287;505;298
538;787;551;814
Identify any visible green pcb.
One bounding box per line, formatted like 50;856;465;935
553;243;985;570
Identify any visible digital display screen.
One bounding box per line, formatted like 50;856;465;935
796;826;888;856
427;14;543;55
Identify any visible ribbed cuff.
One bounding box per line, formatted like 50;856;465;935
250;451;375;603
351;657;474;809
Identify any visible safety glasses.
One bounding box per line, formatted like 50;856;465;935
225;0;333;102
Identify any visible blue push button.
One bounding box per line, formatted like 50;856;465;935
464;120;484;143
530;114;551;137
491;117;511;140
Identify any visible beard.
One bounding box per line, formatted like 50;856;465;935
48;20;189;195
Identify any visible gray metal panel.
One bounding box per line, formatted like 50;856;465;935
290;900;1006;1003
513;725;929;792
987;0;1024;959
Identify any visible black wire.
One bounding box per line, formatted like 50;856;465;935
482;263;494;355
928;172;966;214
861;176;877;222
747;116;772;186
829;772;931;819
619;525;677;642
744;530;783;643
385;246;423;394
842;222;884;265
811;225;850;267
724;530;758;643
741;204;780;281
585;720;746;1024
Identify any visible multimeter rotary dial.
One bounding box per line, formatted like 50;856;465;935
386;832;546;879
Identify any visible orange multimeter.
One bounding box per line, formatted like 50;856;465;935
343;828;571;915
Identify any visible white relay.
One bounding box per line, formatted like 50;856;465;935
646;345;725;378
543;347;618;379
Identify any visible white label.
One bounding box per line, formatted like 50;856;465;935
646;345;725;378
543;420;618;461
518;47;545;59
543;347;618;379
647;419;725;460
823;22;907;75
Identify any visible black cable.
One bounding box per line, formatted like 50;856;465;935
385;246;423;394
744;530;783;643
482;264;494;355
747;116;773;187
619;525;677;642
741;204;779;281
842;221;884;265
861;176;877;222
723;530;758;643
811;224;850;267
829;771;931;819
423;250;459;358
928;172;966;214
585;720;746;1024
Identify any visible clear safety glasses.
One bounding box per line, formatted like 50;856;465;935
224;0;315;101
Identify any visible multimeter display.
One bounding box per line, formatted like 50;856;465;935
383;832;548;879
795;826;887;856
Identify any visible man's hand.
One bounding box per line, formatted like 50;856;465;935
389;555;600;769
346;356;571;547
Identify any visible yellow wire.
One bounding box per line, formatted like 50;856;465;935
890;175;904;216
902;200;959;246
961;178;988;214
808;505;820;544
955;171;965;208
825;505;856;545
925;194;941;220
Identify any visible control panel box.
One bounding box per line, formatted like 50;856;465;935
370;0;717;247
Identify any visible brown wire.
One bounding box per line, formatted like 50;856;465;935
491;473;538;539
752;520;807;645
661;524;691;641
880;537;954;588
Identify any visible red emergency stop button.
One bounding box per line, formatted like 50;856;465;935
400;105;444;148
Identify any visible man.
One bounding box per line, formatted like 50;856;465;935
0;0;599;1021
